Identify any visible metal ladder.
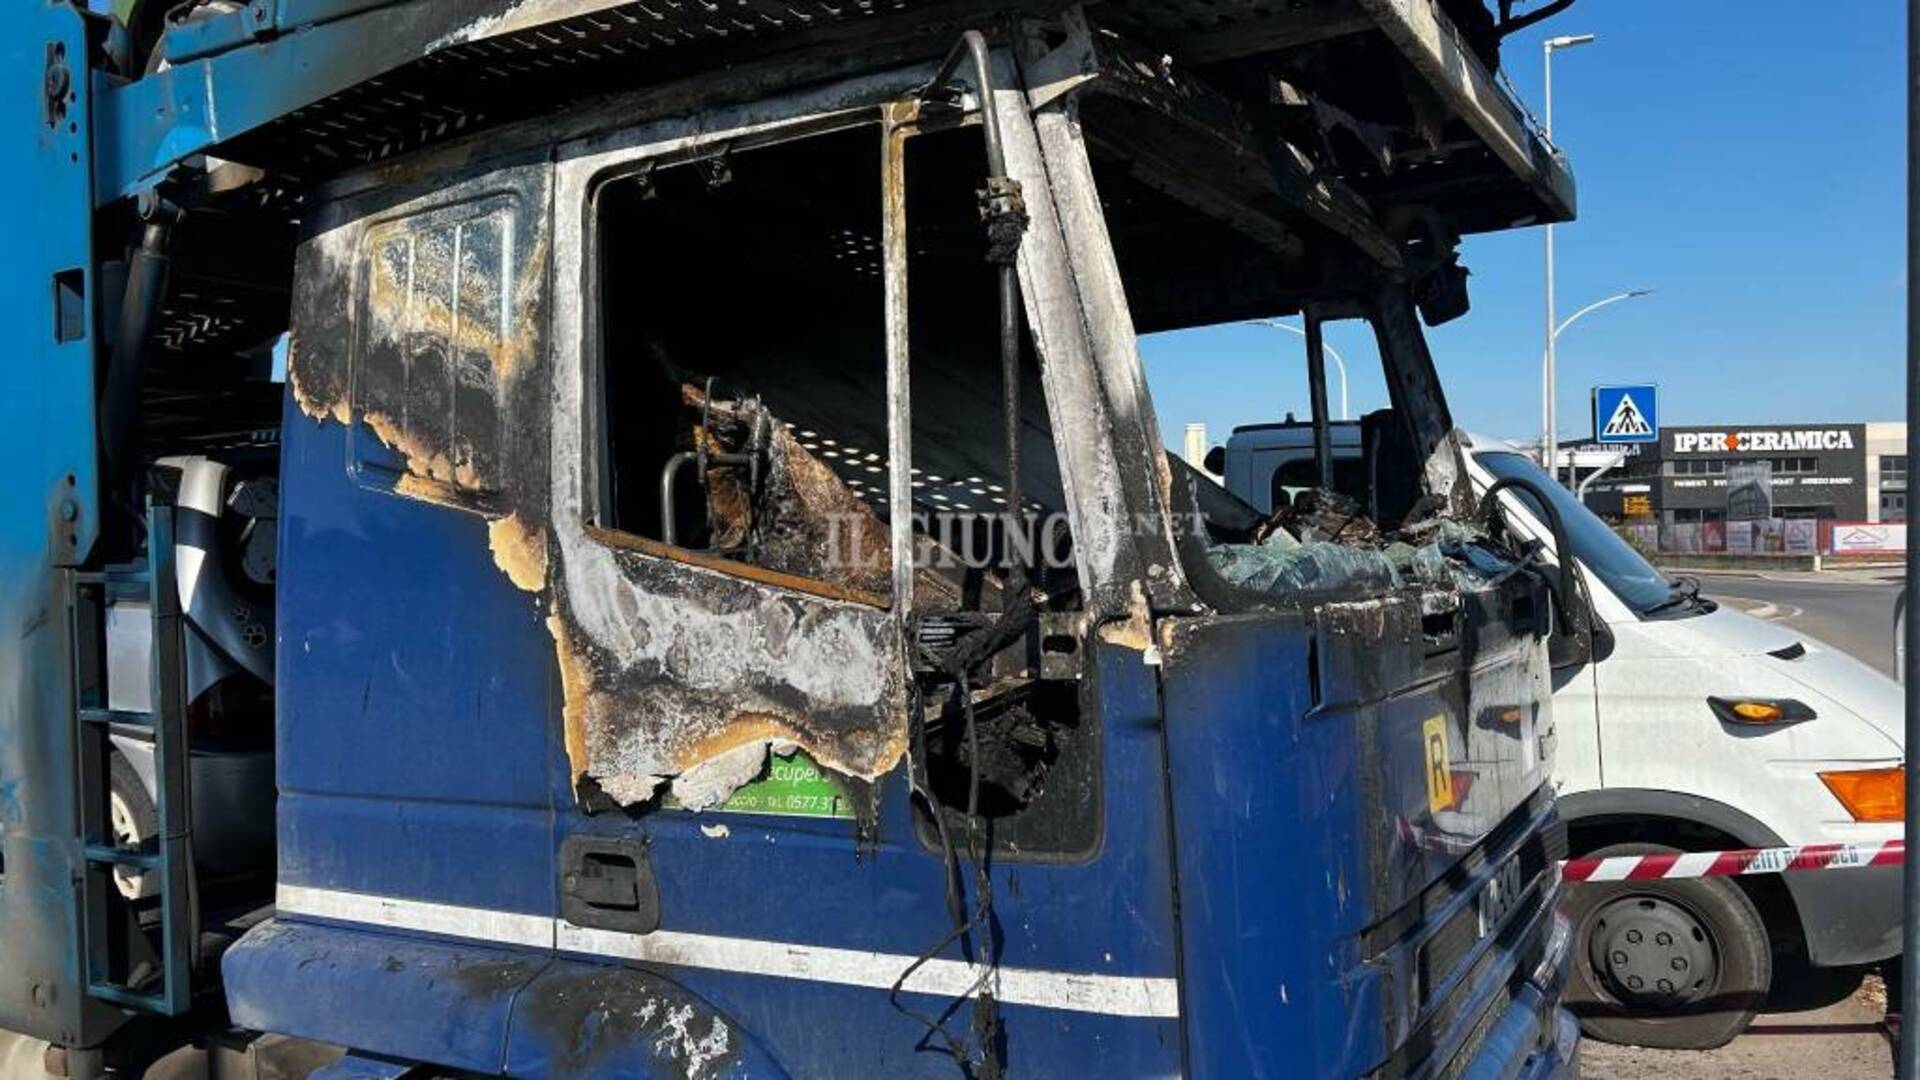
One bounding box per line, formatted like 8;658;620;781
64;503;193;1015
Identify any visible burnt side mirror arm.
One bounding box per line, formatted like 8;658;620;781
1474;475;1598;669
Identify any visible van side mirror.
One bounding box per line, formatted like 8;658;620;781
1203;445;1225;477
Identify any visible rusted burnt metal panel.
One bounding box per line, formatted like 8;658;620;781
1011;23;1199;618
289;122;912;811
1370;286;1473;518
543;548;909;808
1351;0;1576;221
1104;0;1377;62
351;199;528;505
289;171;552;519
509;960;756;1077
1076;18;1404;269
158;0;1073;190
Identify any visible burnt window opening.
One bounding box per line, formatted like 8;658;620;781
898;128;1096;860
1082;112;1485;601
590;122;1096;855
594;125;895;600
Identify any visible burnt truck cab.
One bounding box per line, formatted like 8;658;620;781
2;2;1584;1077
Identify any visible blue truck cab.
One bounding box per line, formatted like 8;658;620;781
1;2;1585;1076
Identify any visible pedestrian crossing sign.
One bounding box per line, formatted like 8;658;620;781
1592;384;1658;445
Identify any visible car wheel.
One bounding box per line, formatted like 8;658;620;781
109;750;160;901
1565;841;1771;1049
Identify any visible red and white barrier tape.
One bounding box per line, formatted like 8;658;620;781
1561;839;1903;883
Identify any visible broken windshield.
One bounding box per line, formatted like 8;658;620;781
1064;82;1502;602
1475;450;1680;616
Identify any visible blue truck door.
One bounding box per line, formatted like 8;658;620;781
223;154;567;1072
505;109;1186;1077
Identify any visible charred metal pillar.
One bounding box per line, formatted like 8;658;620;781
1305;310;1334;491
882;104;915;609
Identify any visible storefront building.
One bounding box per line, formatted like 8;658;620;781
1576;421;1907;553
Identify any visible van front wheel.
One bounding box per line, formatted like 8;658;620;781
1564;842;1771;1049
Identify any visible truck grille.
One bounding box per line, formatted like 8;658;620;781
1363;790;1566;1079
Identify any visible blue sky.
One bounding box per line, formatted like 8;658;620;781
1142;2;1906;449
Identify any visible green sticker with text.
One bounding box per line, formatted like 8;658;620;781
678;750;855;819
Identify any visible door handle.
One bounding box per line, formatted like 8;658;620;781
560;835;660;934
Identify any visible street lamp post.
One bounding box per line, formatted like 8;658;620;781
1543;287;1655;480
1542;32;1595;483
1556;288;1654;342
1249;318;1349;420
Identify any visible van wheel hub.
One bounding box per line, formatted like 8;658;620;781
1588;895;1718;1006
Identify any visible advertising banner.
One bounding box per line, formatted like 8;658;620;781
1701;519;1727;552
1725;461;1774;520
1724;521;1752;554
1783;519;1818;555
1827;522;1907;555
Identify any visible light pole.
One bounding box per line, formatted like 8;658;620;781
1543;288;1655;480
1557;288;1653;341
1249;319;1349;420
1542;31;1595;482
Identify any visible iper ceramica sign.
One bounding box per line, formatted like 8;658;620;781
1671;429;1859;454
1657;423;1870;522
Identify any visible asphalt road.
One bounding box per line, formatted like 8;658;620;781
1693;571;1905;678
1579;569;1904;1079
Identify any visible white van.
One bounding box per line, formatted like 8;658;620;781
1217;421;1903;1050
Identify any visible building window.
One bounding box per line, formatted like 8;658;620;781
1672;459;1729;476
1884;454;1907;490
1669;507;1726;524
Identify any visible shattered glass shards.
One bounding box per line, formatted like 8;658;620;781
1209;519;1486;596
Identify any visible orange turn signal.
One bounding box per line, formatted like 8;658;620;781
1819;767;1906;823
1708;697;1815;726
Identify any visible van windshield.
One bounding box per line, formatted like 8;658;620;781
1475;450;1677;615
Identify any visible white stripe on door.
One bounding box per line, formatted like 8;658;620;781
277;883;1180;1019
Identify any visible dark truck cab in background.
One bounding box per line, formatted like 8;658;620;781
1;2;1584;1076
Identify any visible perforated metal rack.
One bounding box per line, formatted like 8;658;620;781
211;0;952;174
